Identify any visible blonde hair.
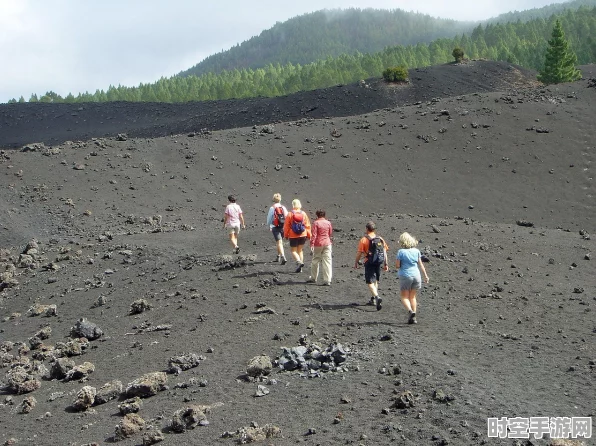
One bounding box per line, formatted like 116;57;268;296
272;193;281;203
292;199;302;209
399;232;418;249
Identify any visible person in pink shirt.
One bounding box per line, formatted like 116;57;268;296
223;195;245;254
309;209;333;286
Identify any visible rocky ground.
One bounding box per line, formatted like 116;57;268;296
0;60;594;446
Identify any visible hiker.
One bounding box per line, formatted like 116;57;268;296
395;232;429;324
266;193;288;264
223;195;245;254
354;221;388;310
309;209;332;285
283;199;311;273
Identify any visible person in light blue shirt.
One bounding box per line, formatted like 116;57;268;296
395;232;429;325
266;193;288;264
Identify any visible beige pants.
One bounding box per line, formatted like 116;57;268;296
310;245;332;284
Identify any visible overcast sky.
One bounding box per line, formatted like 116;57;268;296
0;0;567;102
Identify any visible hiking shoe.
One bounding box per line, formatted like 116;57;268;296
276;255;281;263
366;297;375;306
235;246;240;254
295;263;304;273
376;296;383;311
281;257;287;265
322;282;331;286
307;276;315;283
408;312;417;324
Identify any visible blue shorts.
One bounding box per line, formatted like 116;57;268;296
399;275;421;291
271;227;283;241
364;263;381;284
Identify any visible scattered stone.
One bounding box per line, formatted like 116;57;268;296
72;386;96;411
119;397;143;415
116;133;128;141
34;326;51;340
254;385;269;397
5;366;41;394
26;303;57;317
64;361;95;381
246;355;273;377
94;380;123;405
70;318;103;340
392;390;415;409
229;423;282;444
129;299;152;315
115;413;145;441
168;353;203;375
276;342;348;374
516;220;534;227
17;396;36;414
55;338;88;357
49;358;76;380
126;372;168;398
170;405;211;432
433;388;455;403
142;430;165;445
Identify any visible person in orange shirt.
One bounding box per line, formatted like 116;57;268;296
354;221;389;310
283;199;311;273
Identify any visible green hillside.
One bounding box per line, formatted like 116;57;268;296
179;8;472;77
180;0;596;78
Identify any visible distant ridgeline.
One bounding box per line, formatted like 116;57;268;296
10;1;596;104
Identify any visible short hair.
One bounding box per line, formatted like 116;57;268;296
365;221;376;232
228;195;236;203
315;209;325;218
272;193;281;203
292;199;301;209
399;232;418;249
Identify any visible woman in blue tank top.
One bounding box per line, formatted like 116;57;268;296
395;232;429;325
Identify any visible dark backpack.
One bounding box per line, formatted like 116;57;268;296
290;211;305;234
273;206;285;228
366;236;385;265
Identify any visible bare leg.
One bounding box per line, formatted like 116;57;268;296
276;239;284;257
291;246;301;262
297;245;304;264
408;290;418;313
229;232;238;249
367;281;378;297
401;290;413;312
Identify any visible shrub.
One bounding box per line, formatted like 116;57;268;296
382;66;409;82
452;47;464;63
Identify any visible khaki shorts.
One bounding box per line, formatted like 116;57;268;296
227;225;240;235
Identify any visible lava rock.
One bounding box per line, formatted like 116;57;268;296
247;355;273;377
72;386;96;411
94;380;123;405
125;372;167;398
70;318;103;340
115;413;145;441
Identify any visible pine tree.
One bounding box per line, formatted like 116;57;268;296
538;19;582;84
